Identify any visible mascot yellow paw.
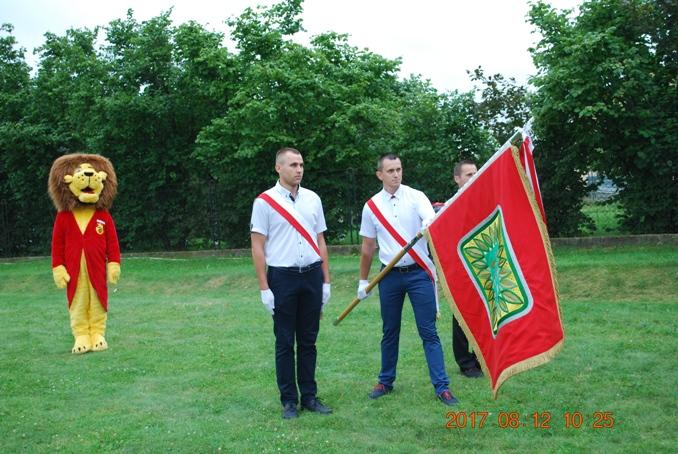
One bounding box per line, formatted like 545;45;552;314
91;334;108;352
107;262;121;284
52;265;71;289
72;335;92;354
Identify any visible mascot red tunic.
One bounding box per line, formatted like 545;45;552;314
48;153;121;354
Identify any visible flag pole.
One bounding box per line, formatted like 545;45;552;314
503;128;524;149
505;118;534;149
332;231;424;326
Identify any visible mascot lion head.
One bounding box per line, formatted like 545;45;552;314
48;153;118;212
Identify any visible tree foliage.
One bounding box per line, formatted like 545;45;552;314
529;0;677;234
468;66;531;145
399;77;496;203
0;23;44;255
2;0;674;256
0;1;495;255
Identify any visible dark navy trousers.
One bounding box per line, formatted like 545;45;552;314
452;316;481;371
268;263;323;405
377;265;450;394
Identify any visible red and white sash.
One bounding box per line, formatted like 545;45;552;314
367;197;439;313
258;190;321;259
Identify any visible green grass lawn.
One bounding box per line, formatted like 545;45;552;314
581;202;623;236
1;245;677;453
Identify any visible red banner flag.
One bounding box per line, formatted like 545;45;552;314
425;146;564;397
519;134;547;224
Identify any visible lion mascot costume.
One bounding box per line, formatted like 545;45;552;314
48;153;121;354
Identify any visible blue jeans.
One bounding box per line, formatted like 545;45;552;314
377;266;450;394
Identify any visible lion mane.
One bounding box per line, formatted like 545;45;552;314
48;153;118;212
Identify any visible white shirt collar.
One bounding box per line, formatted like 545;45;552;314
275;180;301;200
380;184;403;201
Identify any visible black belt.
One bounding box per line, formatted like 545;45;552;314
270;261;322;273
386;263;420;273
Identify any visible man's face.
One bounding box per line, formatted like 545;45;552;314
377;157;402;193
454;163;477;188
276;151;304;188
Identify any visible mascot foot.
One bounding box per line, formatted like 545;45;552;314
72;335;92;354
91;334;108;352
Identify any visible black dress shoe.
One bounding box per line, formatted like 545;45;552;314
461;366;483;378
302;398;332;414
282;402;298;419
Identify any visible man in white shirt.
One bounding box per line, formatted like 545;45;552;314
357;153;458;406
251;147;332;419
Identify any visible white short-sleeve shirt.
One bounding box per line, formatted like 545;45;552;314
251;181;327;267
359;184;435;267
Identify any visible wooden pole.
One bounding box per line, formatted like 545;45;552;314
332;232;423;326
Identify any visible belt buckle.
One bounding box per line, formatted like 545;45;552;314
403;264;417;273
298;262;314;273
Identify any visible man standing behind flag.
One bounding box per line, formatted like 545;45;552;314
357;153;458;405
426;144;564;397
451;159;484;378
250;147;332;419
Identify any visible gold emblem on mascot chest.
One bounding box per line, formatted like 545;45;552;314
96;224;105;235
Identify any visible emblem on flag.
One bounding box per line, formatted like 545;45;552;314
458;206;533;336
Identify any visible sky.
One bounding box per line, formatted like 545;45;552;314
1;0;582;93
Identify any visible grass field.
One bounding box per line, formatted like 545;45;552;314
581;202;623;236
1;245;677;453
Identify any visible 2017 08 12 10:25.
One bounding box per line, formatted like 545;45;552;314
445;411;616;429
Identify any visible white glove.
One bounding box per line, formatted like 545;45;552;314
260;289;275;315
357;280;372;300
322;283;331;307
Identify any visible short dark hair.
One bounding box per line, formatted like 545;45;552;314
377;153;400;171
454;159;476;177
276;147;301;164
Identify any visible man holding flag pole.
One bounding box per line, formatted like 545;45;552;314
336;121;564;398
356;153;459;406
